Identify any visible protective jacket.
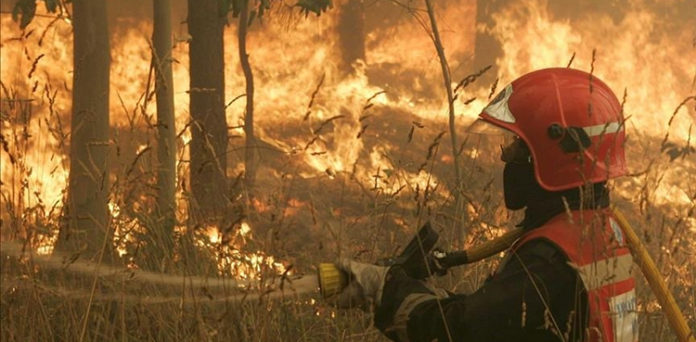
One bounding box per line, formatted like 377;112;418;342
374;207;638;342
511;209;638;342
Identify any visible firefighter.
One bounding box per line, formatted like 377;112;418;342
332;68;638;342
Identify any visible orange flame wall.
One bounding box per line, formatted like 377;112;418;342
1;0;694;213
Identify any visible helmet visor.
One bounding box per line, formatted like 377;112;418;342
466;119;513;136
466;119;530;163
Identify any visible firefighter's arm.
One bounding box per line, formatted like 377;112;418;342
373;265;453;341
372;239;583;342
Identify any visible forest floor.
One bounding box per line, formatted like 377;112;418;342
2;98;695;341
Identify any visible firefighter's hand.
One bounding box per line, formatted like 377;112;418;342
328;258;389;310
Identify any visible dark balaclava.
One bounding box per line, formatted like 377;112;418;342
501;138;609;229
503;162;537;210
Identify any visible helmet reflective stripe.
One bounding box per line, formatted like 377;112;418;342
483;84;515;123
583;122;623;137
476;68;627;191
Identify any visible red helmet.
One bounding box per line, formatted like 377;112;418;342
476;68;626;191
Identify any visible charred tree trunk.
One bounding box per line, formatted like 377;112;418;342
57;0;112;261
151;0;176;267
238;0;256;198
187;0;228;222
473;0;506;84
336;0;365;73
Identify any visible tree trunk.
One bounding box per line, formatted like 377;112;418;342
336;0;365;73
57;0;112;261
187;0;228;222
151;0;176;267
473;0;506;84
238;0;256;198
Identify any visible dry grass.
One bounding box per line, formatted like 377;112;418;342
2;87;694;341
1;14;695;342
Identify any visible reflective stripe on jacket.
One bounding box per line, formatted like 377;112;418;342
510;210;638;342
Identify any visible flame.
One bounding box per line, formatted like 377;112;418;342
108;202;121;218
486;0;695;141
200;222;288;280
108;201;146;258
1;1;694;279
471;0;696;210
239;221;251;236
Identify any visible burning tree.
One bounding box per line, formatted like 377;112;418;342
11;0;115;260
336;0;366;73
1;0;694;341
150;0;177;267
187;0;229;224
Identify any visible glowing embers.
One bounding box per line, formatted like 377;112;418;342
108;201;144;259
200;222;288;281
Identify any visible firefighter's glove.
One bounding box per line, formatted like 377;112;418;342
328;258;389;310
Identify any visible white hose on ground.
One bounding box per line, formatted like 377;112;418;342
0;240;319;303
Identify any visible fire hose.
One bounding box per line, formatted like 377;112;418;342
318;208;695;342
318;222;524;297
610;207;695;342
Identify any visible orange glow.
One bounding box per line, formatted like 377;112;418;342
200;222;288;280
1;0;694;281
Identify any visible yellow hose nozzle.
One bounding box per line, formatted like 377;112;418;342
317;263;348;298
